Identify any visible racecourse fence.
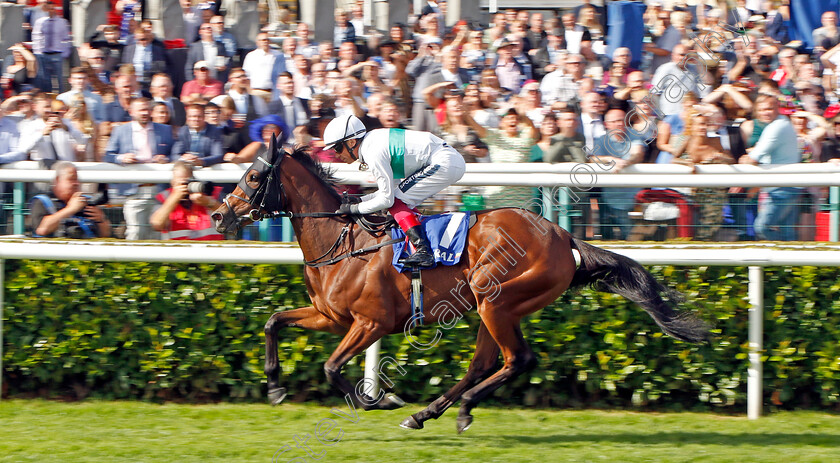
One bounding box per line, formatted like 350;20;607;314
2;239;840;419
0;161;839;241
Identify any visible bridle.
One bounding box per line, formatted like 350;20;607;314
220;140;400;267
221;151;286;226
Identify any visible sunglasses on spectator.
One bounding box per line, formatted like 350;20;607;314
196;67;209;72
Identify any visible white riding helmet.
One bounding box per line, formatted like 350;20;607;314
323;114;367;150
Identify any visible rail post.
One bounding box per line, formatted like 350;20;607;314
363;339;381;398
748;266;764;420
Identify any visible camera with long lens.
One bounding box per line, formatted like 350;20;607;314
185;178;214;195
63;216;96;239
80;191;109;206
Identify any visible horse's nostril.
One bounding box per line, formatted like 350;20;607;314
211;212;222;221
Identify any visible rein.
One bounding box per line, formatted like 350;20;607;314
227;151;401;268
253;214;401;268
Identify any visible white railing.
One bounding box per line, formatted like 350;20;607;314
1;161;840;187
2;239;840;419
4;161;838;240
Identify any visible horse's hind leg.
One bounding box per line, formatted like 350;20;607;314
400;321;499;430
456;311;537;434
265;306;346;405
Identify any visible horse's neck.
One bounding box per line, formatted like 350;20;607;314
283;170;365;260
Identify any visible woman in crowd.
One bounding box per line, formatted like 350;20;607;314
479;68;511;103
374;40;410;115
470;107;539;208
600;61;628;99
463;83;499;129
656;91;701;163
226;115;289;164
437;97;489;164
530;111;559;162
577;5;605;56
359;61;388;100
65;94;98;162
671;111;735;241
461;30;489;82
2;44;39;97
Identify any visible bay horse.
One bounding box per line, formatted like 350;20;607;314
211;141;709;433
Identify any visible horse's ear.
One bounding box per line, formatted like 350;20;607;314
268;134;278;163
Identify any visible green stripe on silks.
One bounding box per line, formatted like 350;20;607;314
389;128;407;179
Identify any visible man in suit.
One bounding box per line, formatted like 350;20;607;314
185;22;229;83
416;46;471;131
171;104;224;167
210;15;238;64
32;1;72;93
88;24;124;76
216;68;268;122
104;73;136;123
150;74;187;127
104;97;175;240
579;91;607;151
268;72;310;144
122;27;169;92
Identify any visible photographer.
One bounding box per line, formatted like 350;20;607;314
150;161;224;240
29;162;111;238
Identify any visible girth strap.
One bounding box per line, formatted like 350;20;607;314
410;268;424;325
305;236;403;268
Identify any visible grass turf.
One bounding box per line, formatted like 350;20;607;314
1;400;839;462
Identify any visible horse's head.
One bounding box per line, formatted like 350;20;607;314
212;135;286;234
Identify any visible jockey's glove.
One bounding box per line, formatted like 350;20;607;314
336;203;360;215
343;194;362;204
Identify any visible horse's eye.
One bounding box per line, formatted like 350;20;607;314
249;173;258;182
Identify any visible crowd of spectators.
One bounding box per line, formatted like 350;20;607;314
1;0;840;241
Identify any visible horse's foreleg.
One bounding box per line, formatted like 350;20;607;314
265;306;346;405
400;321;499;430
323;322;404;411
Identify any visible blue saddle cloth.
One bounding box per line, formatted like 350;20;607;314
391;212;471;272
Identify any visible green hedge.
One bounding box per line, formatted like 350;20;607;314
2;260;840;411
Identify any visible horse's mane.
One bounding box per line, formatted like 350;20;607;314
285;145;343;202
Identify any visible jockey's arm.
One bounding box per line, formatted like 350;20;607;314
356;145;398;214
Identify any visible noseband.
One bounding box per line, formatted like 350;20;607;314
222;152;286;227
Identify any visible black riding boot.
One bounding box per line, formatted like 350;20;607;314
400;225;435;268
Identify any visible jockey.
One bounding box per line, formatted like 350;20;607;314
324;114;466;268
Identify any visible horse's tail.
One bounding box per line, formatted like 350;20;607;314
568;237;710;343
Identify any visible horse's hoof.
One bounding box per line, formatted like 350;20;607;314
379;393;406;410
268;387;287;406
399;415;424;430
456;415;473;434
